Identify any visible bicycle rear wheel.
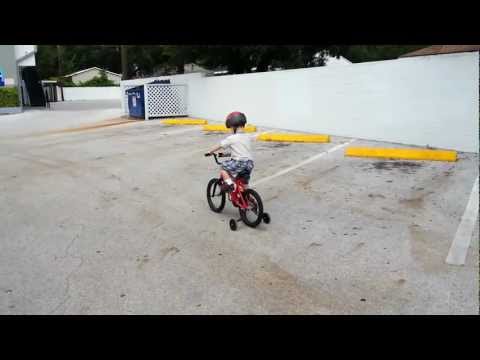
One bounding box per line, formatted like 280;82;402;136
239;189;263;227
207;178;226;212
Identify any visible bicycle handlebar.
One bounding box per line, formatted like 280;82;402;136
204;152;231;165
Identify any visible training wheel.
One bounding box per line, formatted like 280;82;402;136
262;212;271;224
229;219;237;231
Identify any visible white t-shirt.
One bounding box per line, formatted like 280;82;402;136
220;133;255;161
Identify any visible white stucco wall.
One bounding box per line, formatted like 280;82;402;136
118;53;478;152
186;52;478;153
63;87;121;101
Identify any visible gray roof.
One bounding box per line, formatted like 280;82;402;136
399;45;480;58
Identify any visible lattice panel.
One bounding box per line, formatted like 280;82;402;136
146;84;188;118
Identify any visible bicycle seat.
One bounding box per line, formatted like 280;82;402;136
235;169;251;184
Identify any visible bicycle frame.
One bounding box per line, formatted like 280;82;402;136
228;178;249;210
208;153;250;210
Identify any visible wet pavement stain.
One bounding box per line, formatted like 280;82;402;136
399;196;424;209
364;161;424;174
160;246;180;260
136;254;150;269
408;225;447;273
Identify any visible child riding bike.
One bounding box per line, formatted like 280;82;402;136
206;112;254;192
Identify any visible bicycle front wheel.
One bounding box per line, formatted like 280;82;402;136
207;178;226;213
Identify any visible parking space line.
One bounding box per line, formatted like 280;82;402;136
155;126;202;135
251;139;356;187
445;176;479;266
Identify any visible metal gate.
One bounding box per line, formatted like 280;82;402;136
144;83;188;119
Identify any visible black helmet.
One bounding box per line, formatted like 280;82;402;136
225;111;247;128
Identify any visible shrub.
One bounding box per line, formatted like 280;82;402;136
58;76;75;87
0;87;19;107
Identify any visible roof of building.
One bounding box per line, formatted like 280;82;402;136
64;67;121;78
399;45;480;58
324;55;352;66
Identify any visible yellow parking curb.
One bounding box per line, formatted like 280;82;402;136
345;147;457;162
257;133;330;143
203;124;257;132
162;118;208;125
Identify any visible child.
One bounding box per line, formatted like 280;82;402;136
207;112;254;192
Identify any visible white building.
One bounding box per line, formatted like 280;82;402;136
183;63;210;74
15;45;37;67
64;67;121;85
323;55;352;66
0;45;41;112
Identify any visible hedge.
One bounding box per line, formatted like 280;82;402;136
0;87;19;108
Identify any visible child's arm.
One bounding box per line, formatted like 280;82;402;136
208;136;234;154
207;144;223;154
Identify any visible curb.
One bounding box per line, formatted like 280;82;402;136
345;147;457;162
202;125;257;132
162;118;208;125
257;133;330;143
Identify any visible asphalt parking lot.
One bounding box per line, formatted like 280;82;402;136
0;107;478;314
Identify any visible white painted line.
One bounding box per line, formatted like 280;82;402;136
251;139;356;187
446;176;479;266
159;127;201;135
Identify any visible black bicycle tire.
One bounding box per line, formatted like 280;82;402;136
207;178;226;213
239;189;264;227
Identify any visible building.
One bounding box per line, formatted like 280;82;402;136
150;63;213;77
183;63;210;74
399;45;480;58
64;67;122;85
0;45;43;113
323;55;352;66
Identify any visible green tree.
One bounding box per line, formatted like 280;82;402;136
121;45;128;80
35;45;429;81
36;45;122;79
340;45;427;63
36;45;59;79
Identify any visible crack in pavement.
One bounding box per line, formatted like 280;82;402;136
49;226;86;315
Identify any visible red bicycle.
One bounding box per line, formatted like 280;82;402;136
205;152;270;231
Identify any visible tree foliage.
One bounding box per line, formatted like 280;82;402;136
36;45;428;81
37;45;122;79
340;45;427;63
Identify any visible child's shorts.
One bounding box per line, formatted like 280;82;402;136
222;159;254;181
